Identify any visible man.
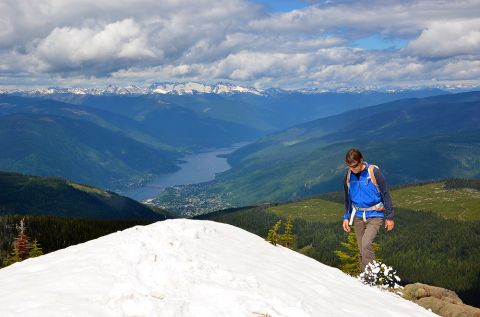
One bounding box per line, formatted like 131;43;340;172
342;148;394;272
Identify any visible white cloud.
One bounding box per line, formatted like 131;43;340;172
0;0;479;88
406;19;480;59
34;19;155;73
440;59;480;80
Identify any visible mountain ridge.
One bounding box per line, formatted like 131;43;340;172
1;82;465;96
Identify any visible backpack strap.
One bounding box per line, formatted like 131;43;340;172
368;164;381;195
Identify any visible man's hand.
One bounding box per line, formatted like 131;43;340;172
385;219;394;231
342;219;351;232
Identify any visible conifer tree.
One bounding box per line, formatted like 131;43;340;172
266;220;282;246
334;229;381;276
2;244;22;267
14;218;31;260
334;231;361;276
28;239;43;258
279;216;294;248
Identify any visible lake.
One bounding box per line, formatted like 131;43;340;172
119;143;246;202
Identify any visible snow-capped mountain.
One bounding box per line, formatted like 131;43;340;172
103;84;148;95
0;219;436;317
0;82;264;96
148;82;263;95
1;82;477;97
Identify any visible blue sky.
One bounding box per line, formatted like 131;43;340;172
251;0;309;12
352;36;408;50
0;0;479;89
252;0;410;51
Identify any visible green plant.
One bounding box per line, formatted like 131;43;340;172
28;239;43;258
279;216;294;248
334;229;381;276
266;220;282;246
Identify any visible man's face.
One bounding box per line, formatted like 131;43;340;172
347;160;364;174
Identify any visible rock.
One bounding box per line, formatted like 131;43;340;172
417;297;480;317
404;283;463;304
403;283;480;317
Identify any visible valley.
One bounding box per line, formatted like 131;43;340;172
2;88;479;217
156;91;480;211
0;86;455;196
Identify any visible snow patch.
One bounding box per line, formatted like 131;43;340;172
0;219;437;317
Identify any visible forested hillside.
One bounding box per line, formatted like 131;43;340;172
0;171;172;220
0;172;173;269
0;94;258;189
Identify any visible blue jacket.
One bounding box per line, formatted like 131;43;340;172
343;163;394;220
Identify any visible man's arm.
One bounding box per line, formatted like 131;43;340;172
373;168;394;220
343;173;352;220
342;173;352;232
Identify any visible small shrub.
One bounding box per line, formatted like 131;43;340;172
358;260;402;289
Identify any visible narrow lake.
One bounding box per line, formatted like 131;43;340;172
119;143;246;202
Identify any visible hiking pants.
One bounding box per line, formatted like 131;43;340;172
353;217;383;272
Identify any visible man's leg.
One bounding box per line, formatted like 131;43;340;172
353;217;366;271
360;218;383;270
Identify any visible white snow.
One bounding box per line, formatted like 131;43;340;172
149;82;262;95
0;219;436;317
0;82;264;96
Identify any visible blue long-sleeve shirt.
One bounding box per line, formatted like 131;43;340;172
343;165;394;220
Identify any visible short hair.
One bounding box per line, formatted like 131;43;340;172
345;148;363;165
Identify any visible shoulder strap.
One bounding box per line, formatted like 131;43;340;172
368;164;380;194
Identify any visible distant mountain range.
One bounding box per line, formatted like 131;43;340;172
2;82;263;96
0;86;473;193
2;81;474;97
155;91;480;209
29;86;452;133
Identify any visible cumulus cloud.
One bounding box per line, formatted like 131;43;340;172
34;19;155;73
406;19;480;59
0;0;479;88
439;59;480;80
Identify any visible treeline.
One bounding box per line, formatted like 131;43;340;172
198;206;480;307
389;178;480;191
0;214;155;267
444;178;480;191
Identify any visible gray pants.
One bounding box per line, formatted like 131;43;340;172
353;217;383;272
